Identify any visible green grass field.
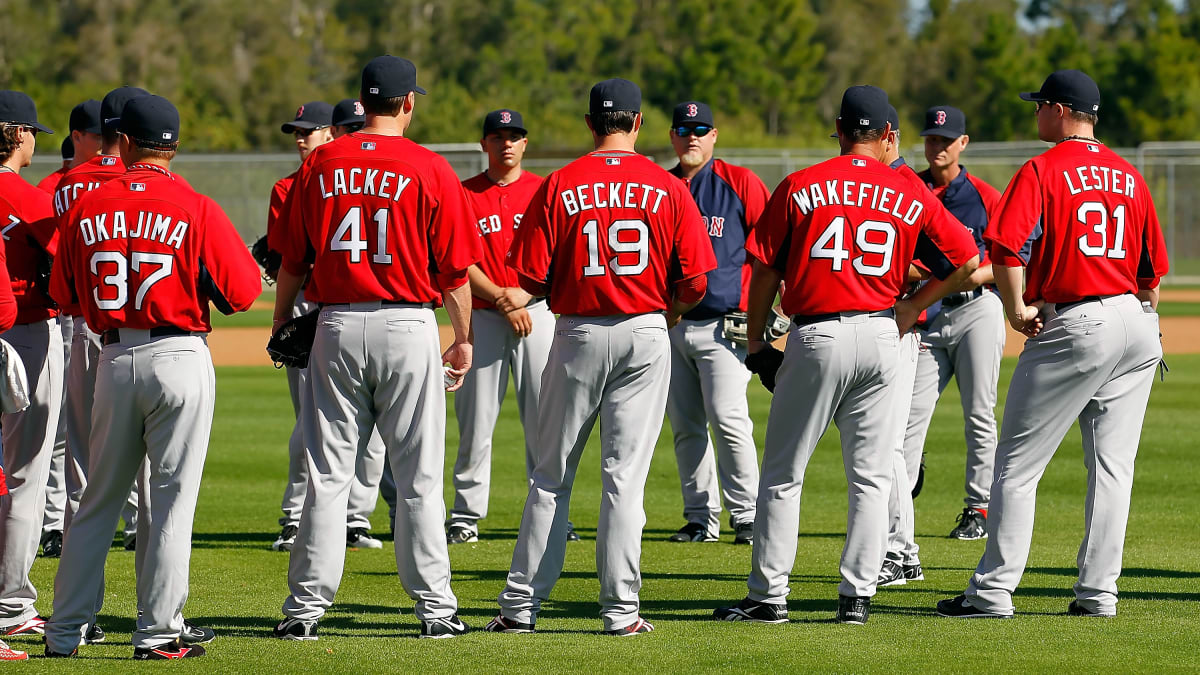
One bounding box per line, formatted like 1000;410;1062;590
16;356;1200;672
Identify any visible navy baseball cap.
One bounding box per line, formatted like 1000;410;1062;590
1020;70;1100;114
61;137;74;160
0;90;53;133
332;99;365;127
672;101;714;127
117;95;180;147
361;56;426;99
482;109;526;136
887;105;900;131
281;101;333;133
837;85;890;132
589;78;641;116
69;100;102;134
920;105;966;138
101;86;149;134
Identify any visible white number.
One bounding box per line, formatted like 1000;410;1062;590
581;218;649;277
810;217;897;278
330;206;393;264
89;251;174;310
1076;201;1127;259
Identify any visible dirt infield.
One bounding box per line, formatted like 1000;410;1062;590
210;316;1199;367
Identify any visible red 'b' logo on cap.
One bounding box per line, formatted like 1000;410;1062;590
500;111;512;124
687;103;698;117
935;110;947;126
353;101;364;116
296;105;305;119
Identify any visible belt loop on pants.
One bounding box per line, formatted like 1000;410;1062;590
791;309;895;327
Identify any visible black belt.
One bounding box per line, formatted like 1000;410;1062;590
941;287;985;309
99;326;191;346
792;309;895;326
1055;296;1103;312
320;300;434;309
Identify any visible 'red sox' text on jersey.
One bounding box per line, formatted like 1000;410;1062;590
50;164;261;332
507;150;717;316
462;170;543;309
748;154;979;317
276;133;482;304
984;141;1168;303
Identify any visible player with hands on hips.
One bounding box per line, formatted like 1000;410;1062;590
663;100;766;546
487;78;717;636
713;85;979;626
271;55;481;641
937;70;1167;620
45;94;261;659
445;109;559;545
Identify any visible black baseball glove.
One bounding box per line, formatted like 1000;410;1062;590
251;235;282;282
266;311;319;369
744;345;784;393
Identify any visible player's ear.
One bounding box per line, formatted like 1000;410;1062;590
710;126;718;143
959;134;969;151
404;91;416;114
633;112;643;132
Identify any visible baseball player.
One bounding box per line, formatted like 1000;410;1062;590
713;85;978;626
0;89;65;640
663;100;766;545
488;78;716;636
899;105;1005;542
36;137;74;193
445;108;556;544
272;55;480;641
938;70;1168;619
331;99;365;137
268;101;386;552
45;94;260;659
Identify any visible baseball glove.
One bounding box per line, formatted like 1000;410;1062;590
764;306;791;341
251;235;281;284
722;312;749;345
744;345;784;393
266;311;318;369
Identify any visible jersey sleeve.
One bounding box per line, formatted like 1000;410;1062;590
745;176;796;270
277;172;314;276
198;195;263;313
984;160;1042;267
506;177;556;291
917;191;977;269
671;183;718;280
428;160;482;290
0;238;17;331
267;179;289;236
1136;183;1169;289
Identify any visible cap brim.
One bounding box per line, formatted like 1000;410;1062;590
1018;91;1047;102
919;128;962;138
413;85;427;95
31;122;53;134
281;121;323;133
486;125;527;135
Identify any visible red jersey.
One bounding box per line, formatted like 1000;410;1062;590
266;171;296;254
0;173;59;323
507;150;717;316
37;167;69;194
462;170;543;309
749;154;978;316
277;133;482;304
0;238;18;331
53;155;125;218
985;141;1168;303
50;164;261;333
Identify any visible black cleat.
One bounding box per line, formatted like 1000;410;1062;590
668;522;717;543
419;614;468;639
712;597;788;623
950;507;987;540
272;524;298;551
40;530;63;558
877;560;906;588
182;620;215;644
446;524;478;545
911;453;926;498
1067;601;1114;617
83;623;105;644
936;594;1012;619
42;646;75;658
566;521;581;542
132;638;205;660
273;617;318;641
604;617;654;636
835;595;871;624
123;533;136;551
482;615;535;633
902;563;925;582
346;528;383;549
732;521;754;545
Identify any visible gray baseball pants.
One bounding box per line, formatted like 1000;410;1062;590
666;316;758;534
0;319;64;625
885;330;921;565
965;294;1160;616
449;301;553;530
46;332;214;652
282;304;457;622
41;315;71;534
498;313;670;631
903;291;1005;510
747;312;898;602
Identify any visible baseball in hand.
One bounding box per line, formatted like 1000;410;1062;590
443;366;456;389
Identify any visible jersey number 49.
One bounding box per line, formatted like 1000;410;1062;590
810;216;896;277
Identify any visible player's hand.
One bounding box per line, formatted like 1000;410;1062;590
895;298;921;334
442;341;473;392
666;310;682;328
494;287;532;314
271;317;287;337
744;344;784;393
1009;304;1043;338
506;307;533;338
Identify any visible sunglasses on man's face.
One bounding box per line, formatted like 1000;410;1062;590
673;125;713;138
293;126;328;139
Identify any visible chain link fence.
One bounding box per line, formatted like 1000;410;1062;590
29;141;1199;283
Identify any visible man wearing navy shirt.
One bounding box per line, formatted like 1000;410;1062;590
664;101;768;545
904;106;1006;541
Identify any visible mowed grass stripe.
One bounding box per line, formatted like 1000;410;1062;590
20;357;1200;672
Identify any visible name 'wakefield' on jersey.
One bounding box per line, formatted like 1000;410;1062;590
790;177;925;224
74;209;189;249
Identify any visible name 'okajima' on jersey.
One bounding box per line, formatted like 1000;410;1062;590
78;210;189;249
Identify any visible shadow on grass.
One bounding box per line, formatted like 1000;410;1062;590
1027;566;1200;580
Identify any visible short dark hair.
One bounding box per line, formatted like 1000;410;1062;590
1068;109;1098;126
361;94;407;116
845;127;885;144
103;128;121;147
0;125;22;164
127;138;178;161
589;110;638;137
